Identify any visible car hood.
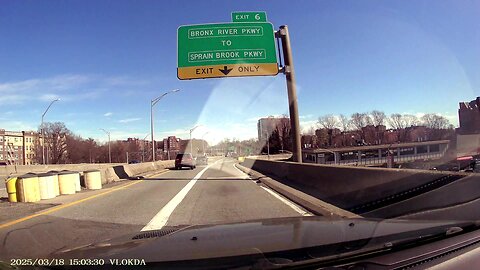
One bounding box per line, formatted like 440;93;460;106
52;216;464;263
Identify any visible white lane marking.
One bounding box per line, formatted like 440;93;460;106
233;163;251;179
260;186;313;217
141;159;222;231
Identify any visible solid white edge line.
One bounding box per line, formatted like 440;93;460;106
233;163;311;216
232;163;251;179
141;159;222;231
260;186;313;217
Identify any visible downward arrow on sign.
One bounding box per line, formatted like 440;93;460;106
219;66;233;75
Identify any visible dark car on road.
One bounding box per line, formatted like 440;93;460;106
196;155;208;165
175;153;196;170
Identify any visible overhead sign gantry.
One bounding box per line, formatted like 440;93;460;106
177;12;303;163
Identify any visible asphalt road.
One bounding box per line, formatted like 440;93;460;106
0;157;308;260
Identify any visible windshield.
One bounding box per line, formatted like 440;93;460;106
1;0;479;268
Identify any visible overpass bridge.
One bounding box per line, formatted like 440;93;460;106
302;140;450;167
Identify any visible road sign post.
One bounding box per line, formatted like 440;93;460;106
177;22;278;80
277;25;302;163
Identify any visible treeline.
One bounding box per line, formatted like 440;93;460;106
313;111;453;133
35;122;142;164
301;111;455;149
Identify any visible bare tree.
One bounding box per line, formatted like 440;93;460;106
421;114;450;129
421;114;452;140
318;114;339;129
42;122;70;164
363;113;373;126
403;114;420;127
65;134;87;163
351;113;366;130
339;114;351;132
279;121;292;152
388;113;404;129
371;110;386;126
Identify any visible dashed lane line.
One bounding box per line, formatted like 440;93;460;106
141;160;222;231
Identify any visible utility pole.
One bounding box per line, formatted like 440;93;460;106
277;25;302;163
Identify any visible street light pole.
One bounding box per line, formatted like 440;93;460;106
189;125;201;156
100;128;111;163
151;89;180;162
41;98;60;165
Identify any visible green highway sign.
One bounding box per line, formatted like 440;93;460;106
177;22;278;80
232;11;267;22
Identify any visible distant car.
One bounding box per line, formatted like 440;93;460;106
196;155;208;165
128;160;140;164
175;153;196;170
0;161;7;166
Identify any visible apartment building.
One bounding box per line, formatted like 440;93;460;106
23;131;39;165
0;130;24;165
0;129;40;165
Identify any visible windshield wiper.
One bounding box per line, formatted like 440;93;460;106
254;220;480;270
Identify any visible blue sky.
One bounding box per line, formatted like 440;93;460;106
0;0;479;144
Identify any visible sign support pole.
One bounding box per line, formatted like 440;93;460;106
278;25;302;163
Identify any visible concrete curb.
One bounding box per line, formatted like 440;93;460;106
235;163;361;219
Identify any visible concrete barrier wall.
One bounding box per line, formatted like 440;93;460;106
1;160;175;185
241;158;467;209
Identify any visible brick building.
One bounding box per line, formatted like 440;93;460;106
162;136;181;159
0;129;39;165
458;97;480;135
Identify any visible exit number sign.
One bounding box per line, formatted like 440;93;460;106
232;11;267;22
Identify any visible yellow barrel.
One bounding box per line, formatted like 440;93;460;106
238;156;245;162
84;170;102;190
58;171;76;195
72;171;81;192
48;171;61;196
5;176;18;202
52;174;60;196
37;173;56;199
16;174;41;202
